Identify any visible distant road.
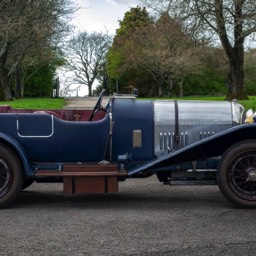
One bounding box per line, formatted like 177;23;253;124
64;96;110;109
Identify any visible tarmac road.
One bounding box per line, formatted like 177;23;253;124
1;176;256;256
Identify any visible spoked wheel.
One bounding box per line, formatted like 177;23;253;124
0;145;23;208
218;140;256;208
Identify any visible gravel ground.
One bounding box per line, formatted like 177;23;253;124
1;176;256;256
64;97;110;109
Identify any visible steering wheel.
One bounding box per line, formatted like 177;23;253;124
89;89;105;121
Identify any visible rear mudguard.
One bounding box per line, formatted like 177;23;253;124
128;123;256;176
0;132;32;176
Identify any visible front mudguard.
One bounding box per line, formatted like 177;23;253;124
128;124;256;176
0;132;32;176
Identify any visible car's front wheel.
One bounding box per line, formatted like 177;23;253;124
0;144;23;208
217;140;256;208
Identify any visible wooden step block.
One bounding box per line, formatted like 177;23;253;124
63;164;119;193
63;176;118;193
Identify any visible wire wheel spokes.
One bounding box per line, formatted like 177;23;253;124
0;159;12;198
229;151;256;201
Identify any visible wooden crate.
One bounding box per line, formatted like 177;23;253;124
63;164;119;193
63;176;118;193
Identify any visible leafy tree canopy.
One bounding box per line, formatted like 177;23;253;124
116;6;153;36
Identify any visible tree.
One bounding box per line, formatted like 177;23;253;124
183;46;228;96
134;12;202;97
0;0;74;100
109;9;202;97
191;0;251;100
142;0;256;99
116;6;153;36
107;6;155;96
23;50;65;97
66;31;112;96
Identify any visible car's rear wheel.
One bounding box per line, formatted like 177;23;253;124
0;145;23;208
217;140;256;208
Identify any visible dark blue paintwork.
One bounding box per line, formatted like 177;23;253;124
0;113;110;166
111;98;155;161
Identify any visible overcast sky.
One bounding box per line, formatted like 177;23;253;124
72;0;140;34
62;0;140;96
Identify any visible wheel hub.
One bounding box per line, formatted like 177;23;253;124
247;170;256;182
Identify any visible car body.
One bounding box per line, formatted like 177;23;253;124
1;90;256;208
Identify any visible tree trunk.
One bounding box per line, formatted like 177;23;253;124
88;84;92;96
3;87;12;101
1;79;12;101
179;75;184;98
157;77;164;97
0;71;12;101
15;66;23;99
225;64;248;100
167;79;174;97
213;0;248;100
225;47;248;100
0;43;12;101
158;84;163;97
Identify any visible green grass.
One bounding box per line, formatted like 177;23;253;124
238;96;256;111
0;98;66;109
0;96;256;111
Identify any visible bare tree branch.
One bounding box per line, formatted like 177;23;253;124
66;31;112;96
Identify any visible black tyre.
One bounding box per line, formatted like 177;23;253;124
217;140;256;208
0;145;23;208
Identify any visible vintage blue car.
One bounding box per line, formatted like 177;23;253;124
1;90;256;208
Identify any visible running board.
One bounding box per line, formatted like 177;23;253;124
35;164;127;193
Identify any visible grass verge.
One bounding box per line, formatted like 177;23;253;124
0;96;255;111
0;98;66;109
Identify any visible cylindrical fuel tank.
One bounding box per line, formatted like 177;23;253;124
154;100;244;156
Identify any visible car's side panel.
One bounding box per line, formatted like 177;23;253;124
111;99;155;161
0;113;110;163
